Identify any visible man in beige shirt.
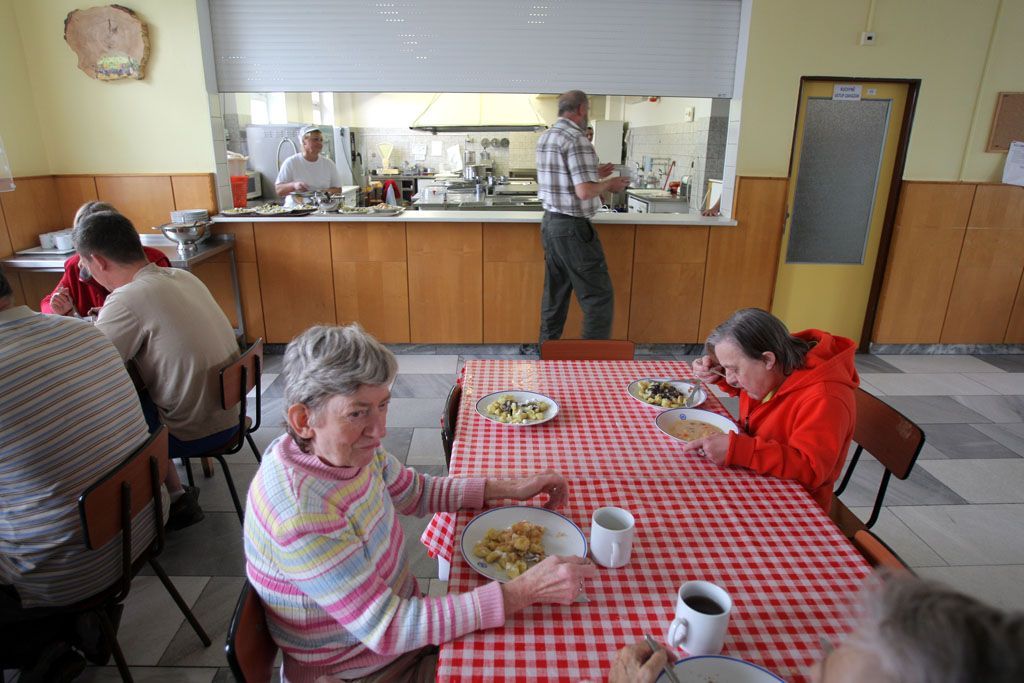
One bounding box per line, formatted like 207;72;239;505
74;210;240;528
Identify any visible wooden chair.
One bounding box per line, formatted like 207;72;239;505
539;339;636;360
852;530;912;572
441;383;462;468
73;426;211;681
830;388;925;537
225;581;279;683
182;339;265;523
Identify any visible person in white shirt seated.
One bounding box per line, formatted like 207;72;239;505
274;125;342;196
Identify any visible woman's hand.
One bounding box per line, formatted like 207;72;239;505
608;641;671;683
680;433;730;466
484;470;568;509
501;555;597;615
49;287;74;316
691;354;723;384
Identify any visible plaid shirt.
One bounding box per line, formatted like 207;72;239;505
536;117;601;218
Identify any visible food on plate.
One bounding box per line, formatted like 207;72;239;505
221;207;253;215
486;394;549;424
338;205;371;214
670;419;724;442
472;521;546;579
369;202;402;213
637;380;693;408
253;203;290;215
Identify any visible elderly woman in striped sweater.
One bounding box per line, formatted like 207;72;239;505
244;324;595;683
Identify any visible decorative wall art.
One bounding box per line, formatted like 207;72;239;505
64;5;149;81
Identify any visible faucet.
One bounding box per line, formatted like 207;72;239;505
275;137;299;172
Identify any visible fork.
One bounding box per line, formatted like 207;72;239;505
644;634;681;683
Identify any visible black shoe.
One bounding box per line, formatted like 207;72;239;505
167;489;205;530
19;641;86;683
517;343;538;356
74;609;111;665
184;484;200;501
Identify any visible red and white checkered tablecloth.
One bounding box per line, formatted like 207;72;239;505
419;361;871;682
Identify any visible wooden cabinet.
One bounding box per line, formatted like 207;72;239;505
331;221;410;343
254;221;335;343
563;223;635;339
873;183;974;343
483;222;544;342
407;222;483;343
629;226;709;342
207;222;265;343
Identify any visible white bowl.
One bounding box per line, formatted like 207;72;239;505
655;408;738;443
626;378;706;410
475;390;559;426
658;655;784;682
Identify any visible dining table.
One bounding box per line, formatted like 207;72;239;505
420;359;871;682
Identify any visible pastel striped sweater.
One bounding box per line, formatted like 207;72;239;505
244;435;505;682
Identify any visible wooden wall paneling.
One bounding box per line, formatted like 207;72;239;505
95;175;176;233
331;221;410;343
54;176;99;228
205;222;265;341
699;177;787;340
1004;271;1024;343
0;199;13;258
872;182;973;343
482;222;545;342
407;222;482;343
254;222;336;343
563;223;635;339
171;174;218;215
16;272;61;311
0;176;63;251
968;184;1024;229
628;226;709;342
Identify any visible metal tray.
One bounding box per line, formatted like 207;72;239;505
16;246;75;256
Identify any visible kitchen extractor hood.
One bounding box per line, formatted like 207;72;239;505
410;94;548;133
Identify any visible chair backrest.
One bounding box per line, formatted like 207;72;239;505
226;581;279;683
540;339;636;361
852;530;912;572
221;338;264;411
852;387;924;480
441;383;462;466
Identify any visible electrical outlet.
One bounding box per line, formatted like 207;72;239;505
860;31;876;45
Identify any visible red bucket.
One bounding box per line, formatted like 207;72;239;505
230;176;248;208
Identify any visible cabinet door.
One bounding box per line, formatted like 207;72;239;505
407;222;483;343
332;221;410;343
254;222;336;343
629;226;709;342
483;222;544;342
563;223;635;339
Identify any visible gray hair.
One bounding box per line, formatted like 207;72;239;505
283;323;398;453
73;201;117;227
557;90;588;116
847;573;1024;683
706;308;811;375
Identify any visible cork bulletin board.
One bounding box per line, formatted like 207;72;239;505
987;92;1024;152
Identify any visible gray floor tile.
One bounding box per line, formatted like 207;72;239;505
920;459;1024;503
261;373;285;398
914;443;953;461
858;373;994;396
971;422;1024;457
160;577;246;667
877;354;1004;373
857;377;885;396
396;355;459;374
115;574;209;665
385;344;438;355
232;426;286;464
387;398;446;428
382;427;415;463
262;354;284;373
854;354;902;374
975;355;1024;373
890;504;1024;565
847;506;947;567
963;373;1024;396
953;395;1024;423
408;428;446;466
196;462;258;514
259;397;288;427
921;423;1021;460
78;667;219;682
392;374;456;399
156;512;246;577
879;395;990;424
915;565;1024;612
836;459;967;507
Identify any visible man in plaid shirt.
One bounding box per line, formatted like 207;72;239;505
536;90;630;342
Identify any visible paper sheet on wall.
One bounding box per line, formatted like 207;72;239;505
1003;141;1024;187
446;145;463;171
430;140;444;157
411;143;427;161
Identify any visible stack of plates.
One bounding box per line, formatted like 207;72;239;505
171;209;209;224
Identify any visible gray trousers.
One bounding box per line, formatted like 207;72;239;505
538;211;614;343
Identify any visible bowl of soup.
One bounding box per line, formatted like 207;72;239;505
655;408;739;443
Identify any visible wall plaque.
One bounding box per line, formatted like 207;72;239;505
64;5;149;81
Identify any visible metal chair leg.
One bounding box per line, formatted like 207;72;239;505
97;608;133;682
216;456;246;523
149;560;212;646
246;432;262;463
184;459;196;489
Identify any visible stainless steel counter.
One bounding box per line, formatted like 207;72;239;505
212;210;736;226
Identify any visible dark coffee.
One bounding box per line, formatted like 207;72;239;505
683;595;725;615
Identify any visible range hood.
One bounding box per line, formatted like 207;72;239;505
410;94;548;133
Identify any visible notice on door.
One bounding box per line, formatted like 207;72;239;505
833;84;862;101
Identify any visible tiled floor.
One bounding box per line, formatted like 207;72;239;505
27;348;1024;681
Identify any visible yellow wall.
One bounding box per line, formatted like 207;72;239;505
10;0;214;174
739;0;1019;182
0;0;48;176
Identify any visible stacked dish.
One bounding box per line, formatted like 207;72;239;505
171;209;210;224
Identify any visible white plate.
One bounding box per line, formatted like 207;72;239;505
460;506;587;583
655;408;738;443
627;378;706;410
16;246;75;256
475;390;559;427
658;655;784;682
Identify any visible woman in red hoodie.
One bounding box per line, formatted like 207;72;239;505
683;308;859;511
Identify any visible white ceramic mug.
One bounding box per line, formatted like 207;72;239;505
589;507;635;568
666;580;732;655
54;232;74;250
39;232;57;249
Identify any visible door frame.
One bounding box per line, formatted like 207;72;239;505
784;76;920;352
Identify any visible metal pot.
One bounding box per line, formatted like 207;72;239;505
463;164;487;181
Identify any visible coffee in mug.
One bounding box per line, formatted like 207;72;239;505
666;580;732;655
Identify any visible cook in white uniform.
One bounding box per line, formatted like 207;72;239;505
275;125;342;196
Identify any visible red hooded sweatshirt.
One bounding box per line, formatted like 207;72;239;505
39;248;171;316
716;329;859;511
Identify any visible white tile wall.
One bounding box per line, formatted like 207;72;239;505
624;116;728;207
